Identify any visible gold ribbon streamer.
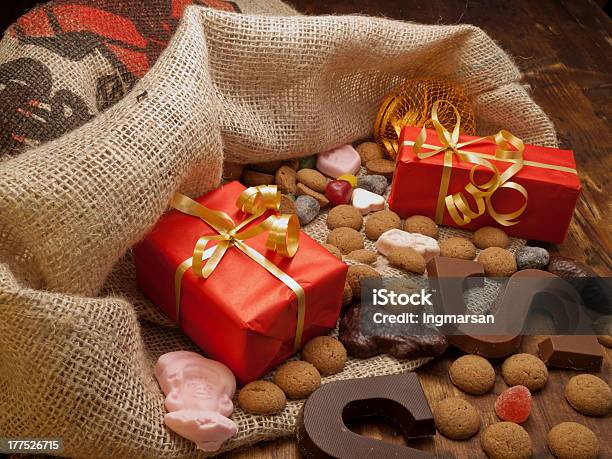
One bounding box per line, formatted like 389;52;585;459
171;185;305;351
411;101;529;227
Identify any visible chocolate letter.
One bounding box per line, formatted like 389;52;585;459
538;335;603;371
297;372;434;458
427;257;586;358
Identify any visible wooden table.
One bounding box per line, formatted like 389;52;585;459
224;1;612;457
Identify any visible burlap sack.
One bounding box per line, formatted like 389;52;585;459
0;2;558;457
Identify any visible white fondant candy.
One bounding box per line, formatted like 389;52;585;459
154;351;238;452
376;229;440;261
351;188;385;215
316;144;361;178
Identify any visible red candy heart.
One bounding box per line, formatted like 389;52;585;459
325;179;353;206
495;385;532;424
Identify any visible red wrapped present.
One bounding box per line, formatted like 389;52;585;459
388;107;581;244
134;181;347;384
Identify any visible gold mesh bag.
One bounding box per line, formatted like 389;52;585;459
374;78;476;158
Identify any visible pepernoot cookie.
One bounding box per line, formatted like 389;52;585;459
279;194;297;215
238;380;287;415
433;397;480;440
548;422;599;459
275;165;297;194
274;361;321;399
327;227;364;254
501;353;548;392
481;422;532;459
449;354;496;395
597;335;612;347
356;141;385;163
302;336;347;375
365;158;395;179
296;168;328;193
327;204;364;231
564;374;612;416
478;247;517;277
346;264;381;299
364;209;401;241
321;243;343;260
439;237;477;260
474;226;510;249
403;215;439;239
251;160;283;174
345;249;377;265
387;247;426;275
242;169;275;187
297;182;329;207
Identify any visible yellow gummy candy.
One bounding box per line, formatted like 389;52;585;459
337;174;357;188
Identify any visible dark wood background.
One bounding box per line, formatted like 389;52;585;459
1;1;609;458
225;1;612;458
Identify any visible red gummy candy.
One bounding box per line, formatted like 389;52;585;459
495;385;532;424
325;179;352;206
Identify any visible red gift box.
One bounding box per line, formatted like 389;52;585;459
133;181;347;384
388;126;581;244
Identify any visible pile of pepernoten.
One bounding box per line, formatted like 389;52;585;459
135;139;610;458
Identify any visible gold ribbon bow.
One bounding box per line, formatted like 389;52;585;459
411;101;528;227
171;185;305;351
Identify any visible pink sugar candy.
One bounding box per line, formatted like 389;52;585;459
316;144;361;178
495;385;532;424
154;351;238;451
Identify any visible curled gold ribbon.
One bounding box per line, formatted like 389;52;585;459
411;101;528;227
171;185;305;351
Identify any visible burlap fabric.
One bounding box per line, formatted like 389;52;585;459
0;2;558;457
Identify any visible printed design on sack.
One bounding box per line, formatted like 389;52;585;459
0;58;93;152
2;0;240;154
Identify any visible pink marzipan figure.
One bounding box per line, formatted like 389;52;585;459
154;351;238;452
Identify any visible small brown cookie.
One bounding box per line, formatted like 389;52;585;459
439;237;477;260
346;264;381;299
548;422;599;459
387;247;426;274
327;204;364;231
501;353;548;392
564;374;612;416
251;160;283;174
275;165;297;194
365;158;395;179
346;249;377;265
481;422;532;459
242;170;275;187
274;360;321;399
296;169;328;193
364;209;401;241
302;336;347;375
478;247;517;277
327;227;364;254
222;162;244;181
597;335;612;347
238;380;287;415
279;195;297;215
342;282;353;305
433;397;480;440
474;226;510;249
356;141;385;163
296;182;329;207
321;243;343;260
403;215;439;239
449;354;495;395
